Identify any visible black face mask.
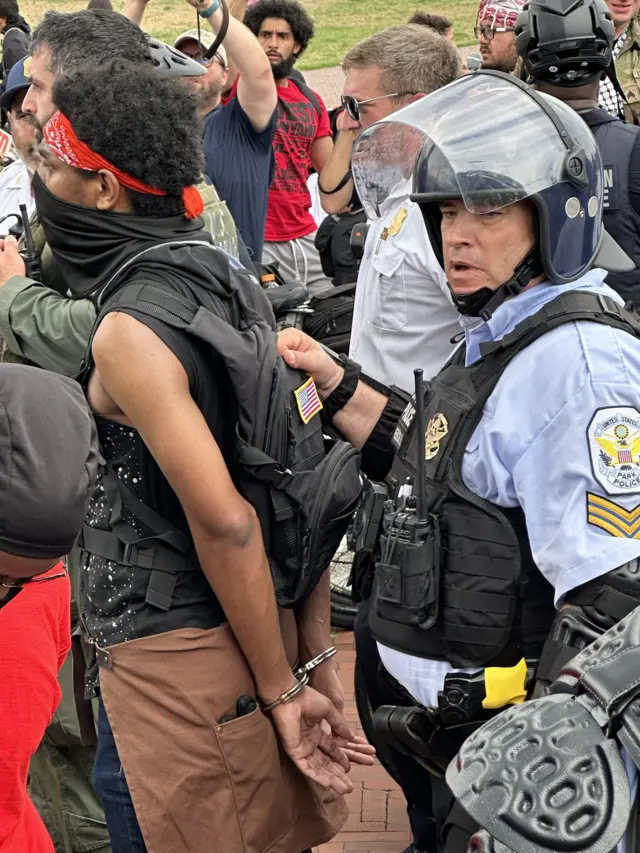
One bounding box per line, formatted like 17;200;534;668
31;173;205;299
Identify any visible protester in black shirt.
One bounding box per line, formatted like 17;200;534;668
0;0;30;85
30;59;372;853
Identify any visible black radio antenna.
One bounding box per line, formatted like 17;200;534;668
414;368;427;522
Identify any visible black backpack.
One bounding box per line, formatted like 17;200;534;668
303;281;356;356
84;245;362;608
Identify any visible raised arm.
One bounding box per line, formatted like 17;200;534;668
189;0;277;132
319;116;357;215
122;0;152;26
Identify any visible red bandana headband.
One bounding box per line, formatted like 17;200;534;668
477;0;525;28
42;111;204;220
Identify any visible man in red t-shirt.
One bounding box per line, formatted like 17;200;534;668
244;0;334;296
0;364;98;853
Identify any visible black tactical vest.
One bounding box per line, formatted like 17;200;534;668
369;291;640;669
584;109;640;308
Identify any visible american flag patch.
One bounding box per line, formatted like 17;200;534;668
619;450;633;464
294;377;323;424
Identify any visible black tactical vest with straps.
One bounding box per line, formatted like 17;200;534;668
369;291;640;669
78;244;362;625
583;109;640;308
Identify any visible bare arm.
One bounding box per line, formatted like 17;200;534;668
122;0;150;26
91;313;295;703
310;135;334;175
296;570;332;664
319;122;357;215
190;0;277;132
90;314;361;792
224;0;247;89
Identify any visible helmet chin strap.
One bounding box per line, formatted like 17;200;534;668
452;248;543;320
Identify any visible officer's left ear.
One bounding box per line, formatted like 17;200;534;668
410;93;427;105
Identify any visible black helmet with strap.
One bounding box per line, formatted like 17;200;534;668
515;0;614;87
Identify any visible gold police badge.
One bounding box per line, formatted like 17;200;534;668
425;413;448;460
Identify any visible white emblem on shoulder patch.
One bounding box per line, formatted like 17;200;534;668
588;407;640;495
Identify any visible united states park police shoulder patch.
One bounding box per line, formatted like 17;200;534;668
587;407;640;496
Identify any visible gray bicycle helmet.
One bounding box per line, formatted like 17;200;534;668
147;37;206;77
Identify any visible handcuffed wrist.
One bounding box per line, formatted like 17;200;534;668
295;647;337;679
259;672;309;712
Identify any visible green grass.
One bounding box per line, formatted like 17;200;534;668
20;0;478;70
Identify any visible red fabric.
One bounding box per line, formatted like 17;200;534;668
221;80;238;106
265;80;331;243
43;111;204;220
0;565;71;853
476;0;526;27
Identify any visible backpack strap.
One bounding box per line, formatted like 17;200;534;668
286;78;322;120
311;281;357;301
79;465;198;612
477;291;640;365
604;61;640;127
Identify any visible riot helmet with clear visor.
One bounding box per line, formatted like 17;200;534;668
352;71;630;318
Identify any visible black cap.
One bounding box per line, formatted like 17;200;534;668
0;365;99;559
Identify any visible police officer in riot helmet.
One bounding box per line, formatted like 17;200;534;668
278;70;640;853
516;0;640;310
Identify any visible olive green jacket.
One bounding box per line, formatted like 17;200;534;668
0;179;238;375
616;16;640;118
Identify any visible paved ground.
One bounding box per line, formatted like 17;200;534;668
314;630;412;853
305;46;477;109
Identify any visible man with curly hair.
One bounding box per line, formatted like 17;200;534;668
0;11;218;853
27;58;371;853
244;0;334;295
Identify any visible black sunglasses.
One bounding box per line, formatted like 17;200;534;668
1;566;68;590
340;91;417;123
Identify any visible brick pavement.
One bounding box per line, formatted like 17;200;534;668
314;630;412;853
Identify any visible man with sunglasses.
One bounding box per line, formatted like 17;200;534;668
476;0;525;73
0;363;98;853
321;25;462;393
175;0;278;263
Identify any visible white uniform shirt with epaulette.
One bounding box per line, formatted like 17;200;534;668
349;184;460;392
379;269;640;708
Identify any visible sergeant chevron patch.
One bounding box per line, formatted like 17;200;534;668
587;492;640;538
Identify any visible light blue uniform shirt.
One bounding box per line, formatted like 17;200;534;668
378;269;640;853
379;269;640;705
